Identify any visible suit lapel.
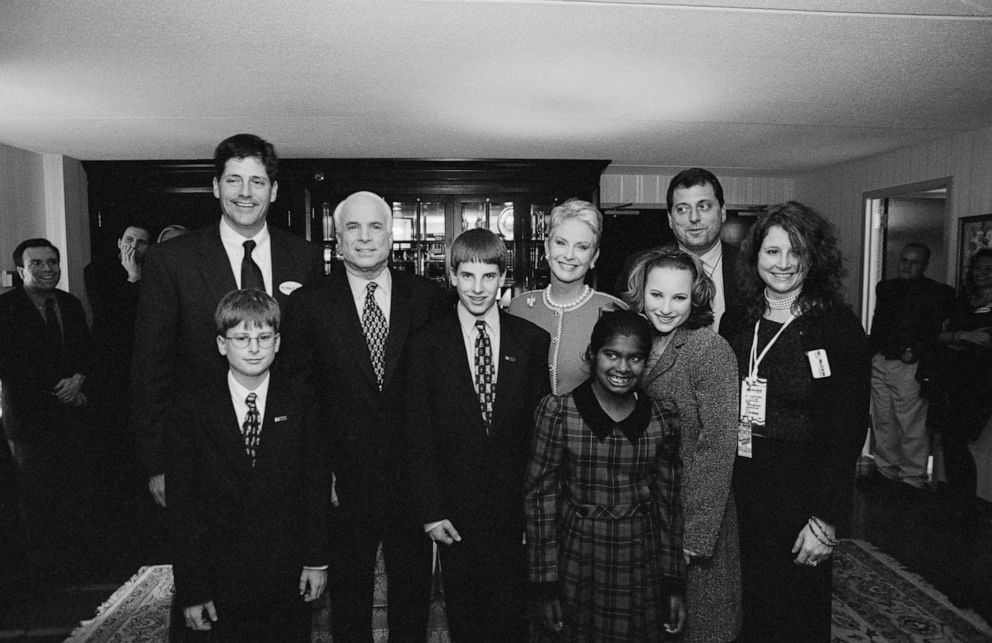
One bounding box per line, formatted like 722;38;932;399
490;312;523;436
195;226;238;306
643;327;686;388
269;228;300;309
205;381;253;472
382;272;411;388
327;272;380;389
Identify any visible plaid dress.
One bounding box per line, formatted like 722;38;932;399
525;382;686;642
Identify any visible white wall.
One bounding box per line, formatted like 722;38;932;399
797;125;992;306
601;167;796;208
0;142;89;299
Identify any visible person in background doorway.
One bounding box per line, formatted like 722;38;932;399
508;198;625;395
721;202;870;642
868;242;954;489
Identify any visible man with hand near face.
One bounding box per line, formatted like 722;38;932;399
131;133;323;509
1;238;93;569
281;191;445;642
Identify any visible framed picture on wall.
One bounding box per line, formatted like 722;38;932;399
958;214;992;293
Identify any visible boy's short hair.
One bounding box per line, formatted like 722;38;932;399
449;228;506;273
214;289;281;335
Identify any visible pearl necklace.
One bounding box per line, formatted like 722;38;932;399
543;285;593;312
765;288;799;310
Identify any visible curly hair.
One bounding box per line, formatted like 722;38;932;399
738;201;846;323
623;245;715;330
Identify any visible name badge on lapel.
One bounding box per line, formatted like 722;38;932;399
806;349;831;379
274;415;288;423
504;355;516;363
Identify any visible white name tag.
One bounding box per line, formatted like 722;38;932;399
737;420;753;458
806;349;831;379
740;377;767;425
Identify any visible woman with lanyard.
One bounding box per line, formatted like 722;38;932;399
509;198;626;395
720;201;870;642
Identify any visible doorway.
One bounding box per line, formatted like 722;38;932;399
861;178;952;330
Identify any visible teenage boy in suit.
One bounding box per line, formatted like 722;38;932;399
406;228;551;640
168;289;329;642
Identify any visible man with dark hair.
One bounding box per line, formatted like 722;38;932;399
869;242;955;489
1;238;93;568
84;222;153;527
131;133;324;508
619;168;740;332
281;191;445;642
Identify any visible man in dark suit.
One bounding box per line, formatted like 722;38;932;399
618;168;740;333
1;238;93;568
281;191;445;641
405;228;551;640
131;133;324;508
169;289;328;642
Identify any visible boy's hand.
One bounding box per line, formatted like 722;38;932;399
299;568;327;602
427;520;461;545
148;474;166;507
184;601;217;630
664;594;686;634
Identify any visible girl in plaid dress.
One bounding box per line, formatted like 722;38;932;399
525;310;686;641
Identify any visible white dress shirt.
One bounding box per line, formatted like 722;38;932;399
685;242;725;330
457;301;501;387
346;268;392;325
228;369;270;433
219;218;273;295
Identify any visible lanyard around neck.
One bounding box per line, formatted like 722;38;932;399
747;315;796;382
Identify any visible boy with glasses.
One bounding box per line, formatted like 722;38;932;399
168;289;329;642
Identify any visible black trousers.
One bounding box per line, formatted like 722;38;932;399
173;596;312;643
329;506;432;642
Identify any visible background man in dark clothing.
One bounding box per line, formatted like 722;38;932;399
869;242;955;489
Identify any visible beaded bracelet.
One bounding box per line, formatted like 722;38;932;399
808;517;839;547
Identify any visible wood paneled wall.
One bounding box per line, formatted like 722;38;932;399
601;169;796;208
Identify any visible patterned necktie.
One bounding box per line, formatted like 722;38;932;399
243;392;261;466
475;320;495;433
241;240;265;291
362;282;388;390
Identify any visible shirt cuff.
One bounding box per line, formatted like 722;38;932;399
303;565;328;571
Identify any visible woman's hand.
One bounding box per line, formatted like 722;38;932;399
791;517;835;567
539;597;563;634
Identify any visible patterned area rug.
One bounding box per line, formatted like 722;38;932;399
832;539;992;642
68;540;991;642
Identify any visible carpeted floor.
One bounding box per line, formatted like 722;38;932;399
832;539;992;642
67;539;992;642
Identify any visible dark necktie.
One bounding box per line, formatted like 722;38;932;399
241;240;265;292
475;320;494;433
243;392;261;466
361;282;388;390
44;297;65;367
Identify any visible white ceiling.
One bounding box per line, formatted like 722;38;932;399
2;0;992;173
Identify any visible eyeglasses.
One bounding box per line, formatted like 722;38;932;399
224;333;277;349
672;200;717;217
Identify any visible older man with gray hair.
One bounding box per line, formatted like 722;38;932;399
281;191;446;641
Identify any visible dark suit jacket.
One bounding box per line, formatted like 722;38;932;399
405;309;551;537
131;223;323;476
280;268;446;519
0;287;90;442
167;373;330;607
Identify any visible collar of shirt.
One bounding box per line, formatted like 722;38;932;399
346;268;392;324
219;218;272;294
681;241;726;329
228;370;271;430
457;301;501;384
23;287;61;324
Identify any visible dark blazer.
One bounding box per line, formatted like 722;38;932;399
280;267;446;518
0;287;90;442
131;223;323;476
167;373;330;607
405;309;551;533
